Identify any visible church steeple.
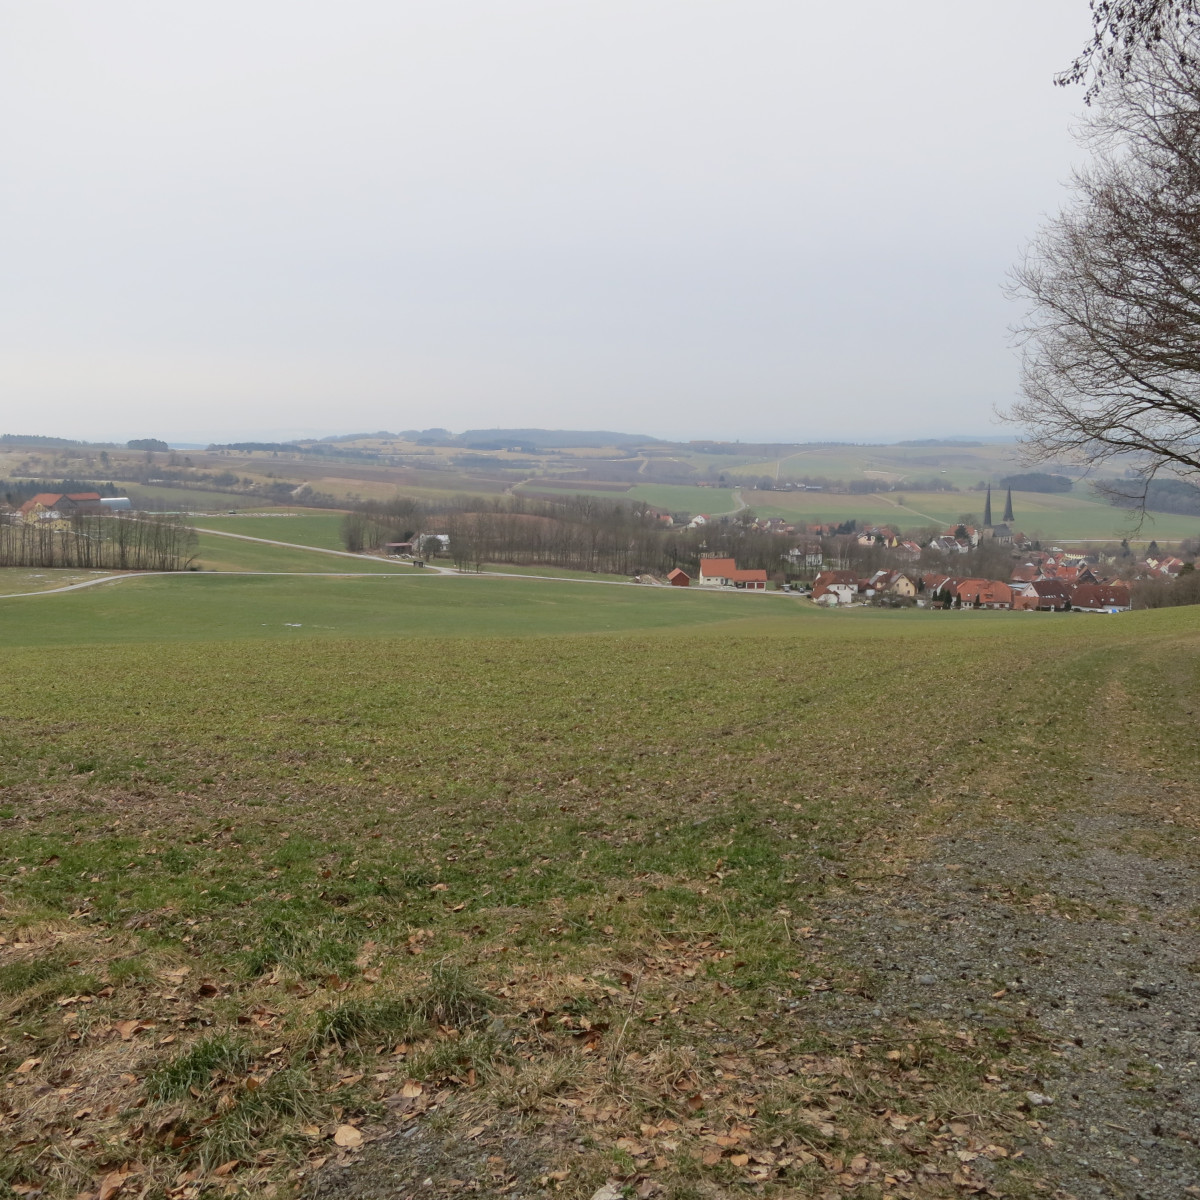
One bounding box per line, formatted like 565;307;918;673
984;485;993;528
1003;487;1014;523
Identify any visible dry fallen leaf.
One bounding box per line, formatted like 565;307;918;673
98;1174;124;1200
334;1124;363;1149
14;1057;41;1074
212;1160;239;1177
400;1080;423;1098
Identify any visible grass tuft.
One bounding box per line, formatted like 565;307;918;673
145;1035;253;1101
0;952;70;996
314;965;498;1047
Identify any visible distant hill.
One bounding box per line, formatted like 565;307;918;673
454;429;664;449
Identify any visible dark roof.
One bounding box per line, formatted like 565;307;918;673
1070;583;1131;607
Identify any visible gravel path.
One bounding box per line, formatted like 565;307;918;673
819;801;1200;1199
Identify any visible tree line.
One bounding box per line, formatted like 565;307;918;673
0;514;197;570
341;494;803;577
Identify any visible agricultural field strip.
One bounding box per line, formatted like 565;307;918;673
191;527;413;563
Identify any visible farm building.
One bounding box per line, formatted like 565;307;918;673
17;492;105;523
667;568;690;587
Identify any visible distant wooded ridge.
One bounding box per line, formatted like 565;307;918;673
998;472;1075;493
1105;478;1200;516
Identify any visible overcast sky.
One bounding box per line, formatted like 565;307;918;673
1;1;1088;444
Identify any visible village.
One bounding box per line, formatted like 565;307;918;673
667;486;1193;612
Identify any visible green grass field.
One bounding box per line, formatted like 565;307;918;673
0;568;117;597
0;574;794;648
190;512;350;551
190;531;409;574
1;568;1198;1198
516;481;737;514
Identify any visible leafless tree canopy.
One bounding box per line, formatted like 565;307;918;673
1058;0;1200;101
1009;28;1200;502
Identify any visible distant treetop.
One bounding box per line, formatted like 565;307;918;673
1058;0;1200;100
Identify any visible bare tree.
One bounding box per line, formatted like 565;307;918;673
1009;28;1200;505
1058;0;1200;101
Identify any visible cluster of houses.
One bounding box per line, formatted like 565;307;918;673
811;560;1134;613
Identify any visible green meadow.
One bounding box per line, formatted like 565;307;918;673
0;573;795;648
190;531;409;574
189;512;349;551
516;481;738;514
1;558;1198;1198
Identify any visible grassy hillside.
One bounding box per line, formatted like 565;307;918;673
0;601;1197;1198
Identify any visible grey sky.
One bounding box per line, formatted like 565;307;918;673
1;1;1086;444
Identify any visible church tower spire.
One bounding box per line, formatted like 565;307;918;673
1003;487;1014;523
984;485;993;528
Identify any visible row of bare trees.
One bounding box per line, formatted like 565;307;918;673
0;514;197;570
341;493;805;576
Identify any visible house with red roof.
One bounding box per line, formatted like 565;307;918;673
811;569;859;605
955;579;1014;609
697;558;767;590
1013;580;1073;611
